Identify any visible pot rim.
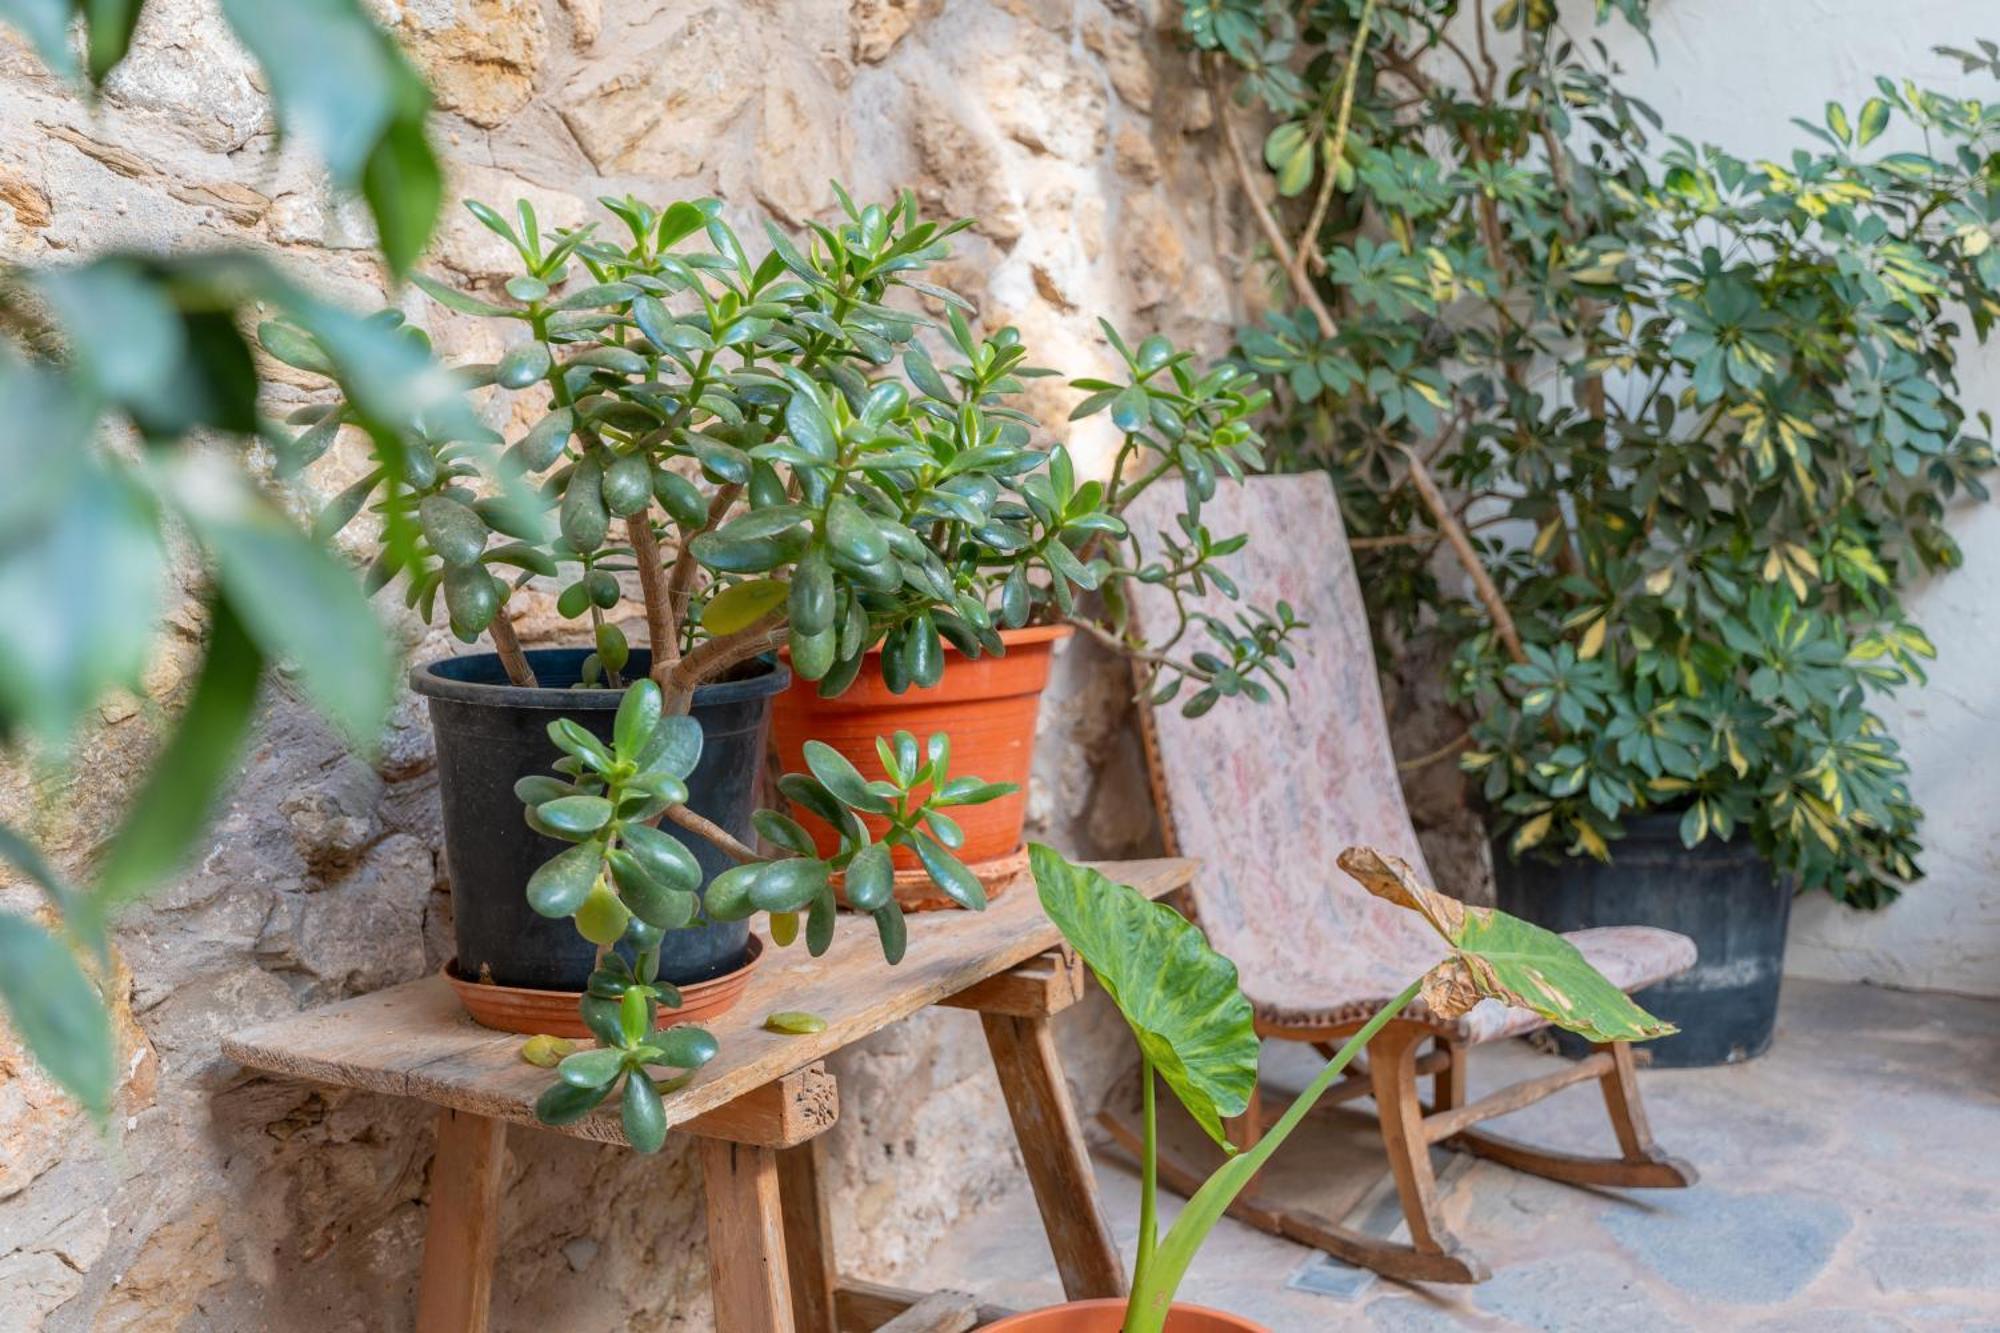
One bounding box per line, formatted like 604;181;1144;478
981;1297;1265;1332
782;621;1073;664
410;647;790;711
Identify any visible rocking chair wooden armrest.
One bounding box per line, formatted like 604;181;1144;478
1118;473;1698;1284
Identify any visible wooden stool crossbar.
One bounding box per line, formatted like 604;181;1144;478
222;857;1194;1332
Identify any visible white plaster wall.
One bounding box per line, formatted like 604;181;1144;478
1576;0;2000;996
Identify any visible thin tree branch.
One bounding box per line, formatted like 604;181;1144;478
1397;728;1472;773
664;482;742;640
1209;60;1340;340
1300;0;1380;276
1472;0;1500;96
1348;531;1442;550
1400;445;1526;665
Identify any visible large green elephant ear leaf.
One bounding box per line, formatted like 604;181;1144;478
1030;844;1259;1148
1337;847;1677;1044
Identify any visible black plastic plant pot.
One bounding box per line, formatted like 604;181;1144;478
1491;811;1793;1067
411;648;789;992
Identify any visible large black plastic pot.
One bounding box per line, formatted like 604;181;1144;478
1491;812;1792;1067
412;648;788;992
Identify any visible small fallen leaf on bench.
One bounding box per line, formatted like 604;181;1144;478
763;1010;827;1035
519;1034;577;1067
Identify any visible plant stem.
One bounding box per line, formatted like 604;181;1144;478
1123;978;1426;1333
664;804;760;864
1135;1057;1159;1294
486;604;539;687
1399;446;1526;665
1299;0;1379;277
662;482;744;668
661;610;787;714
1397;728;1472;773
1209;60;1339;340
627;514;674;687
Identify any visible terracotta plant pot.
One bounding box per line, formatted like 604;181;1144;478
444;935;764;1038
983;1299;1267;1332
770;625;1068;910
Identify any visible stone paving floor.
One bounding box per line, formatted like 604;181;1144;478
905;979;2000;1330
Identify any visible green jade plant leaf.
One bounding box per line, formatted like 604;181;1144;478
1030;844;1672;1333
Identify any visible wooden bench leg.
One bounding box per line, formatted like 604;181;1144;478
417;1108;507;1333
980;1012;1127;1300
701;1138;795;1333
776;1138;840;1333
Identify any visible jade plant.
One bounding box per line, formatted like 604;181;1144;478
264;185;1302;722
258;186;1307;1142
1030;843;1671;1332
519;676;1014;1149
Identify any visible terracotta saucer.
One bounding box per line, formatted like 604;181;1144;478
444;934;764;1038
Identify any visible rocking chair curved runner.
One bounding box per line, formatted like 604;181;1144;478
1118;473;1698;1284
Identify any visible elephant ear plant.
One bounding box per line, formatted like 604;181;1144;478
1030;844;1671;1332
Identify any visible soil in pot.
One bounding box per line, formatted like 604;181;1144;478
770;624;1067;910
412;647;788;994
1492;810;1792;1066
982;1299;1267;1332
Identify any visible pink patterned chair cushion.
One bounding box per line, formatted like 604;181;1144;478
1126;475;1696;1045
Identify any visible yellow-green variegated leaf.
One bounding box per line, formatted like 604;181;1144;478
704;577;790;634
1856;96;1891;146
1336;847;1677;1043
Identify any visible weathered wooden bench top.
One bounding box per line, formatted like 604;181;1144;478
223;857;1193;1148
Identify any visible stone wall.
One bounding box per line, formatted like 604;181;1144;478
0;2;1254;1328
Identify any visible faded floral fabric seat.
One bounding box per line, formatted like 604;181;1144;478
1126;474;1695;1045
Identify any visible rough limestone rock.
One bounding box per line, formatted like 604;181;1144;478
398;0;551;129
0;1;1263;1327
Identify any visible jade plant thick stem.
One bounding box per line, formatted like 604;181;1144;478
1029;844;1675;1333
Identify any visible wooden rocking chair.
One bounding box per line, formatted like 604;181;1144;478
1116;473;1698;1284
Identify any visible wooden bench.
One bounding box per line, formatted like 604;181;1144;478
222;857;1194;1332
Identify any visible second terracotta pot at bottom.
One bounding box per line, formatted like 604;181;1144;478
982;1299;1268;1332
770;624;1067;911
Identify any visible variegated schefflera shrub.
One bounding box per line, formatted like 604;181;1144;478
1193;0;2000;906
